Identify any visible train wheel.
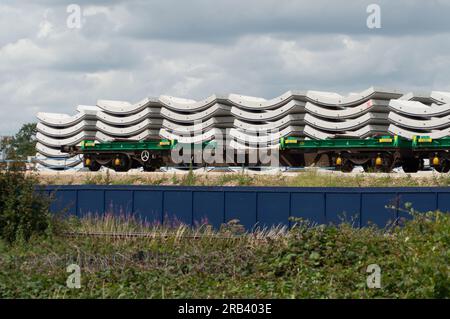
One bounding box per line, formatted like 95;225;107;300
433;159;450;173
377;164;393;173
84;157;101;171
143;165;156;172
363;162;373;173
339;159;354;173
372;154;394;173
362;154;393;173
88;161;101;172
402;158;422;173
112;154;131;172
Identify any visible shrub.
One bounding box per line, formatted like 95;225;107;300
0;210;448;298
0;167;51;243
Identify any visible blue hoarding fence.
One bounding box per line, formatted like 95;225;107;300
43;185;450;229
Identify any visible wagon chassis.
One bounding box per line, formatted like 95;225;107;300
61;135;450;173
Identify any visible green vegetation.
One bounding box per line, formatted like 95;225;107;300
0;209;448;298
1;166;448;298
39;169;450;187
0;168;51;243
1;123;37;160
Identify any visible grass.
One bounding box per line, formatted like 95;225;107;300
0;210;448;298
37;169;450;187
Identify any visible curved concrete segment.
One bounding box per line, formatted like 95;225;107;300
303;124;389;140
35;163;83;171
37;120;96;137
389;112;450;130
36;131;96;147
95;118;163;137
233;114;305;132
306;87;403;107
94;130;160;142
159;94;227;112
76;105;100;113
431;91;450;104
158;89;402;111
388;124;450;140
228;91;307;110
37;107;98;127
338;125;390;138
35;155;82;169
303;125;335;139
160;104;231;123
389;100;450;117
94;131;114;143
231;100;305;122
128;129;161;141
305;100;389;119
96;97;158;115
159;91;308;112
97;107;161;125
398;92;439;105
159;128;224;144
36;142;71;158
229;126;304;144
402;91;450;104
162;117;234;134
228;139;280;151
304;112;388;132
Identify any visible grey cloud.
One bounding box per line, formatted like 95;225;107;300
116;0;450;41
1;1;450;135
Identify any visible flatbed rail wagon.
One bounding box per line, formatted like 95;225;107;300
61;135;450;173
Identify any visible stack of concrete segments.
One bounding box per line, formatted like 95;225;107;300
35;99;163;169
36;105;98;169
226;88;401;146
40;87;450;169
388;91;450;139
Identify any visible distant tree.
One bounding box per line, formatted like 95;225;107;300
6;123;37;160
0;136;13;160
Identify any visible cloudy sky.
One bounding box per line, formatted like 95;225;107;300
1;0;450;135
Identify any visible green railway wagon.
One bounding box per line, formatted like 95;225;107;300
62;139;176;172
280;135;450;173
410;136;450;173
62;139;219;172
61;135;450;173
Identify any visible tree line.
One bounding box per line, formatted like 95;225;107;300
0;123;37;160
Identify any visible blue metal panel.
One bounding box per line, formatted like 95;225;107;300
257;192;290;227
163;191;193;226
193;191;224;228
398;193;437;220
77;190;104;216
50;190;77;216
290;193;325;225
437;193;450;212
225;192;257;230
42;185;450;230
133;190;163;225
326;193;360;226
361;193;398;227
104;190;133;215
